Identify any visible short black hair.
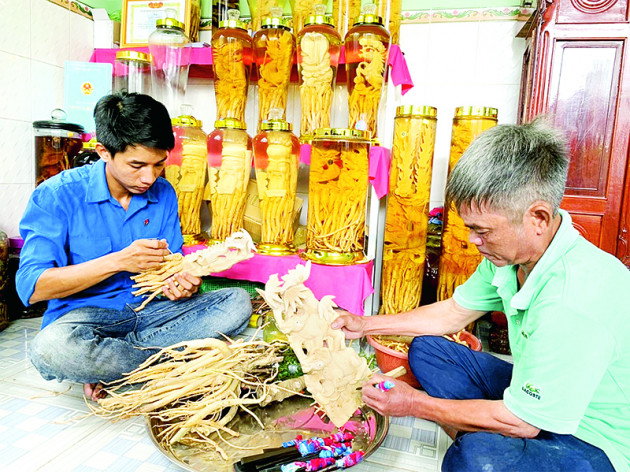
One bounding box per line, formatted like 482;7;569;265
94;92;174;157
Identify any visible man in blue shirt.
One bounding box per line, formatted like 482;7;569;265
17;93;252;401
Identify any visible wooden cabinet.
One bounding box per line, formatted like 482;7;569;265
518;0;630;267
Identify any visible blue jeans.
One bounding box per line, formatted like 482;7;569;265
408;336;614;472
29;288;252;384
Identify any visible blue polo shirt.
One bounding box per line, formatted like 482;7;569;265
454;210;630;472
16;159;183;329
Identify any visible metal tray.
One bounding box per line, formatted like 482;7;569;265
147;395;389;471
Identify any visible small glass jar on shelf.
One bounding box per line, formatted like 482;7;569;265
303;128;371;265
211;9;253;122
148;13;192;118
253;8;295;130
380;106;438;315
206;118;253;243
113;50;152;95
166;107;208;244
252;110;301;255
344;3;390;140
437;106;498;302
296;4;342;142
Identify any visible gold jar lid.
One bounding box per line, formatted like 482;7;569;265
396;105;437;119
83;138;97;150
219;19;248;30
261;16;291;30
304;14;335;27
313;128;370;140
454;106;498;119
353;14;384;26
261;119;292;131
156;18;185;31
172;115;203;128
115;50;151;63
215;118;247;130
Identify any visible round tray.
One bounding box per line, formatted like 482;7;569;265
147;395;389;471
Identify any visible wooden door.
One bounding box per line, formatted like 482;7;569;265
520;0;630;261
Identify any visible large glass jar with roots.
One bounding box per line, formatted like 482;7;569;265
344;3;390;140
296;4;342;142
303;128;371;265
206;119;253;243
380;106;437;315
252;111;301;255
165;108;208;243
437;106;498;301
211;9;253;122
253;9;295;129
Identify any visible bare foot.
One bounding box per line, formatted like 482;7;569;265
83;382;106;402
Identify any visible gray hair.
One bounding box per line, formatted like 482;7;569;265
445;119;569;221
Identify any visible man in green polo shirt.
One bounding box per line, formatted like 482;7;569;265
332;120;630;471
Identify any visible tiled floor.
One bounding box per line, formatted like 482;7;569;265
0;318;451;472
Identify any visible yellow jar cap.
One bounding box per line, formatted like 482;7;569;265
115;50;151;63
172;115;203;128
156;18;185;31
313;128;370;140
260;120;292;131
353;4;383;26
396;105;437;119
215;118;247;130
261;16;291;30
219;8;247;30
454;106;498;119
304;3;335;27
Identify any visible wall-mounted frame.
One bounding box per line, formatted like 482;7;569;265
120;0;200;48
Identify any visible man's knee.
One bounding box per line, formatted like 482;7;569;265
443;432;520;472
29;324;73;380
408;335;447;370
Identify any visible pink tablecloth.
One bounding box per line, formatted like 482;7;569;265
183;247;373;315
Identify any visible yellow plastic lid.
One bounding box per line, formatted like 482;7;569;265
260;119;292;131
261;16;291;30
172;115;203;128
156;18;185;31
454;106;498;119
115;50;151;63
313;128;370;140
215;118;247;130
396;105;438;119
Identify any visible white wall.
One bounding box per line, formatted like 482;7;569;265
0;0;93;238
0;1;526;238
397;19;526;209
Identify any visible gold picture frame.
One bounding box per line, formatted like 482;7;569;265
120;0;201;48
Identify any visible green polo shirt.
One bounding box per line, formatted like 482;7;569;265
453;210;630;472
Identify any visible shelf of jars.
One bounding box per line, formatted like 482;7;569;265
89;43;411;84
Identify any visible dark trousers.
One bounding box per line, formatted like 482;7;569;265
408;336;615;472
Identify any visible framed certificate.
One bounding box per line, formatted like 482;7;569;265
121;0;201;47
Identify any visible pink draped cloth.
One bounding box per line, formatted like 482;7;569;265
182;248;373;315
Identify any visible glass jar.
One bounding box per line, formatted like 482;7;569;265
296;5;342;142
113;50;152;95
72;139;100;168
253;12;295;129
331;0;362;39
206;118;253;242
380;106;437;314
33;109;84;186
248;0;289;31
6;237;47;319
211;9;253;122
0;231;8;331
166;110;208;242
252;114;301;255
437;106;498;301
374;0;402;45
148;17;192;117
344;3;390;139
303;128;370;264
